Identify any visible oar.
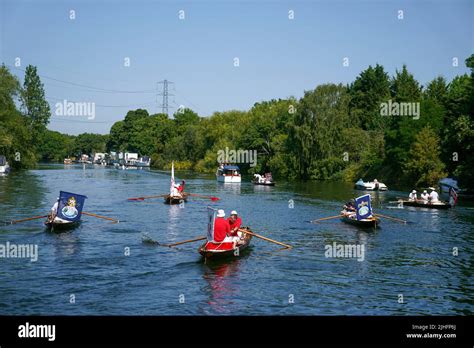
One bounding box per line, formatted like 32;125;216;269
128;194;168;201
187;193;220;201
374;213;407;224
310;214;343;223
82;212;119;223
148;236;207;247
238;229;292;249
7;215;48;225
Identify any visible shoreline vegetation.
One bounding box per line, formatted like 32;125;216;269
1;55;473;191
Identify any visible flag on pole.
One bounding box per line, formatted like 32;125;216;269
207;207;217;242
170;161;175;195
355;194;372;220
56;191;87;222
449;187;458;207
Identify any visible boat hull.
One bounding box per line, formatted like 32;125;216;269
341;215;380;228
198;228;252;260
217;175;241;183
164;194;188;205
252;181;275;186
401;201;451;209
44;219;80;232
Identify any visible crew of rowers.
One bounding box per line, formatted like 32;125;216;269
408;187;439;203
211;209;243;246
170;180;186;198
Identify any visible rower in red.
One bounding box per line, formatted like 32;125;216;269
227;210;242;237
213;209;231;242
178;180;185;193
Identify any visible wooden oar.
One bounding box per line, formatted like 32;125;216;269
128;194;168;201
82;212;119;223
8;215;48;225
238;229;292;249
311;214;343;223
188;193;220;201
374;213;407;224
148;236;207;247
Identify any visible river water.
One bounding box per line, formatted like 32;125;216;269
0;164;472;315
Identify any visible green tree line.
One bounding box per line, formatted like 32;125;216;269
1;55;473;191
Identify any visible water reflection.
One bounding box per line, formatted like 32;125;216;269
201;259;242;314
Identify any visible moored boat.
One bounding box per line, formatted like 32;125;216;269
63;158;72;165
136;156;151;167
216;165;241;183
198;227;253;260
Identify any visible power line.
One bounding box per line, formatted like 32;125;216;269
46;96;156;108
7;65;156;94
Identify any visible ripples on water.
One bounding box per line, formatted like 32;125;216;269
0;164;472;315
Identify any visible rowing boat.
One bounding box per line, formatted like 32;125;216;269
398;200;451;209
340;211;380;228
44;217;80;232
198;227;253;260
164;193;189;205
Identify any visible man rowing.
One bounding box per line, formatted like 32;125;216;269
421;190;429;203
178;180;185;193
429;187;440;203
408;190;417;201
227;210;242;237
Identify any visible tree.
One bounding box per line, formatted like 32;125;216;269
290;84;350;178
21;65;51;135
0;65;36;168
403;126;446;187
349;64;391;130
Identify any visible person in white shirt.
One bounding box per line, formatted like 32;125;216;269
171;184;182;198
408;190;417;201
429;187;439;203
420;190;429;202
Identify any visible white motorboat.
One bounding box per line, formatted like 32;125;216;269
216;165;241;183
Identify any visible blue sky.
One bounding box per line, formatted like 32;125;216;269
1;0;473;135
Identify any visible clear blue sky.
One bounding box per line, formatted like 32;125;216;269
1;0;472;135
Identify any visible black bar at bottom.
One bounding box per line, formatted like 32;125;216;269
0;316;472;345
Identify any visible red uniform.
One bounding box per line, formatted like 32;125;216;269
227;217;242;236
213;217;230;242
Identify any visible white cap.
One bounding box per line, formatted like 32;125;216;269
429;187;436;190
217;209;225;217
230;210;238;216
412;190;416;193
423;190;427;193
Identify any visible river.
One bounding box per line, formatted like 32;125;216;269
0;164;472;315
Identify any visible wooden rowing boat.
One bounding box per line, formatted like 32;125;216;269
164;193;189;205
398;200;451;209
44;217;80;232
340;212;380;228
198;227;253;260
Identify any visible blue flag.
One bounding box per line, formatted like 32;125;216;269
207;207;217;242
56;191;87;222
355;194;372;220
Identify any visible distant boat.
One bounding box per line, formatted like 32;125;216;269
216;165;241;183
64;158;72;165
136;156;151;167
0;155;11;175
355;178;388;191
252;173;275;186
